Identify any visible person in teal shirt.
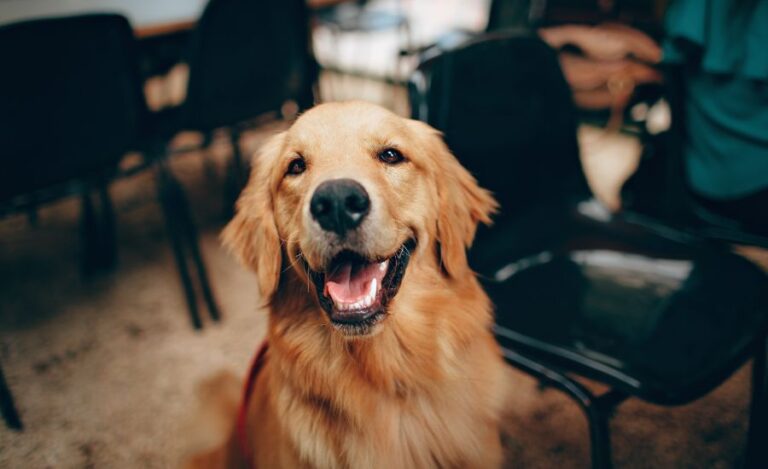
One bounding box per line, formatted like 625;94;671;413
663;0;768;235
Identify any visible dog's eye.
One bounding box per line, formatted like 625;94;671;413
378;148;405;165
286;157;306;176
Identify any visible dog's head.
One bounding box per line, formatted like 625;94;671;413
223;102;496;337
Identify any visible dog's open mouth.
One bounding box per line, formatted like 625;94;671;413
309;239;415;335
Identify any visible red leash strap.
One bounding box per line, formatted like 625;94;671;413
236;341;269;468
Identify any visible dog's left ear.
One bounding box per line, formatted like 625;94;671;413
221;132;286;303
410;120;498;278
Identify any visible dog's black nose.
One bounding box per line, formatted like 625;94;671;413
310;179;370;235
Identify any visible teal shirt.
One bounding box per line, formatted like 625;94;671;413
664;0;768;199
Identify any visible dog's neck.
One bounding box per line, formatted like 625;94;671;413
258;260;506;468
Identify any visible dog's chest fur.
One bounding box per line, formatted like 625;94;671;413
261;308;507;468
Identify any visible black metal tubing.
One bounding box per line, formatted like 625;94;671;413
96;182;117;270
79;181;118;275
157;163;203;329
173;172;221;323
224;128;246;218
79;188;97;275
745;338;767;468
156;161;220;328
500;347;628;469
0;361;22;430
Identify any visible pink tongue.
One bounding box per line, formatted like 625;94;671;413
324;261;385;303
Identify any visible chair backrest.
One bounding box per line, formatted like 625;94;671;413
409;32;590;221
0;14;147;203
182;0;318;131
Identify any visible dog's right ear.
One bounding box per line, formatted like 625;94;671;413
408;120;498;279
222;132;286;302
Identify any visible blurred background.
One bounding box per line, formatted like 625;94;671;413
1;0;767;467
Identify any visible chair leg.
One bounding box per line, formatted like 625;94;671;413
585;394;617;469
393;18;413;113
95;182;117;271
157;164;203;329
0;361;22;430
200;132;219;184
224;128;246;218
80;183;118;275
175;183;221;323
499;347;625;469
80;189;98;275
745;339;768;468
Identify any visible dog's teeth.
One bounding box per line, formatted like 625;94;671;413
331;279;380;312
355;278;375;308
378;260;388;273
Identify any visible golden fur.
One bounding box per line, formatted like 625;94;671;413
185;102;511;468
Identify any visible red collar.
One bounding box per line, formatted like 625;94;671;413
236;341;269;468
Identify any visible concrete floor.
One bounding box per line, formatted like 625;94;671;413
0;87;765;468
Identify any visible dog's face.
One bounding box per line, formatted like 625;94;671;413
224;102;496;337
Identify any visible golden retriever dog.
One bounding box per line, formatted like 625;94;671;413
186;101;511;468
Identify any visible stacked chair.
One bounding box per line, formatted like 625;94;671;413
0;0;320;430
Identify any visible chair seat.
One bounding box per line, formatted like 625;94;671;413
480;200;768;405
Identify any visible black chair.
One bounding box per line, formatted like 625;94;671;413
0;13;146;431
141;0;318;325
153;0;318;211
0;13;221;330
0;14;147;273
410;32;768;468
0;14;221;427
